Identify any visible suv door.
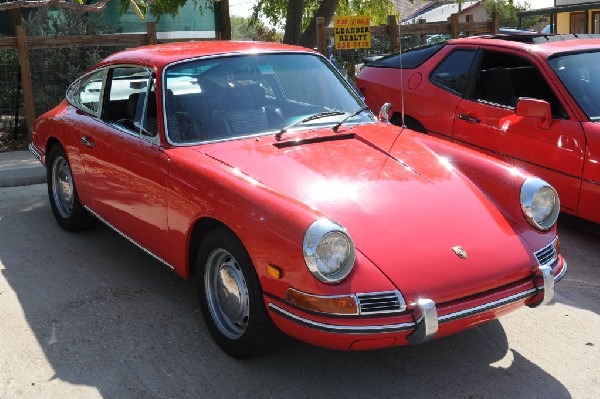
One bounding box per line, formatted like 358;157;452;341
452;48;585;214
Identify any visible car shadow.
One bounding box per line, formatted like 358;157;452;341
553;220;600;316
0;194;573;398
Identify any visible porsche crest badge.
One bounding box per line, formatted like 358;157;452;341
452;246;467;259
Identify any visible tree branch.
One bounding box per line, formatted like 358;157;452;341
0;0;113;12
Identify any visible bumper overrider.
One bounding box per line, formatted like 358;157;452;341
266;258;567;350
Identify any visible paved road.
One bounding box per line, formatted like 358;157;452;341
0;184;598;399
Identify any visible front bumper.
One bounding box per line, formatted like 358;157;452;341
267;261;567;350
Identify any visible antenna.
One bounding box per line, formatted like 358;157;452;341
397;14;406;128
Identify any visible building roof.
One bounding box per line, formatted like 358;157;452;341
403;1;482;23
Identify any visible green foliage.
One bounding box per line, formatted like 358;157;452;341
485;0;537;29
23;9;118;115
118;0;212;20
231;16;282;42
253;0;396;30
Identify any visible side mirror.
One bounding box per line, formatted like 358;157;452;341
516;98;552;130
379;102;392;123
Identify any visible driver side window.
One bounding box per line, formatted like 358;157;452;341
101;67;157;138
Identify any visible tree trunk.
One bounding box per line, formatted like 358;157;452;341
283;0;305;44
298;0;341;49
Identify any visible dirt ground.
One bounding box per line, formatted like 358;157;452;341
0;130;28;153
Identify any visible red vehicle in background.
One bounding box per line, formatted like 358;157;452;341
30;41;566;357
356;34;600;225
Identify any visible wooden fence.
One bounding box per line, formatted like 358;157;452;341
316;12;500;55
0;22;158;137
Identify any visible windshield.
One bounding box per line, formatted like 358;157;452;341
163;53;373;144
548;51;600;121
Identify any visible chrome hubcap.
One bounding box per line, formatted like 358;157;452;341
204;248;250;339
52;156;74;218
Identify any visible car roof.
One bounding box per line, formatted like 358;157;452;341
96;41;317;69
448;34;600;58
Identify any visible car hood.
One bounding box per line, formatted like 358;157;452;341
199;125;534;303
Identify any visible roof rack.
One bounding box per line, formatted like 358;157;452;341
473;33;600;44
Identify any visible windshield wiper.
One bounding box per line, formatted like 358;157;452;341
275;111;345;140
332;106;371;132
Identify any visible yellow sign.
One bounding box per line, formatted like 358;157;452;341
334;16;371;50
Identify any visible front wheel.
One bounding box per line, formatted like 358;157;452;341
47;144;92;231
197;227;279;358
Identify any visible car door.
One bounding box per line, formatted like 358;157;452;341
78;65;170;262
416;46;479;138
452;48;586;214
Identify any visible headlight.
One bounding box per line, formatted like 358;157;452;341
520;177;560;231
303;218;356;284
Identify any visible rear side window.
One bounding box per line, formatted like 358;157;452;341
365;44;444;69
430;49;476;95
66;69;106;116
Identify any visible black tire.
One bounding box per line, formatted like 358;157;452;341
46;144;93;231
197;227;280;358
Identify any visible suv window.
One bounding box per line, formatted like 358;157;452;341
66;69;106;115
430;49;476;95
472;50;566;117
102;67;156;137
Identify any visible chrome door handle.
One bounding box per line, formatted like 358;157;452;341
458;114;481;124
81;136;95;148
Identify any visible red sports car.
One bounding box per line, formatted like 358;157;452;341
356;34;600;226
30;41;565;357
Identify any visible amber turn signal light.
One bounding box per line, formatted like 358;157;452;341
266;264;283;279
554;237;560;255
286;288;358;315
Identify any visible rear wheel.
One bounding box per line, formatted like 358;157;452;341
47;144;92;231
197;227;279;358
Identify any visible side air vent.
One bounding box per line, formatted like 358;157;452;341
535;238;558;266
357;291;406;315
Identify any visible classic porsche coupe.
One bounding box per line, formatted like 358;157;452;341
30;41;566;357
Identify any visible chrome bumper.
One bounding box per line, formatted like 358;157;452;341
268;262;566;345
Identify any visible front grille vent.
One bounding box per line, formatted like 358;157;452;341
535;239;558;266
357;291;406;315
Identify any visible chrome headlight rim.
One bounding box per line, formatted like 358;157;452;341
303;218;356;284
520;177;560;231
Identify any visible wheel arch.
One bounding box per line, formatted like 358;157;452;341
390;113;427;133
188;216;234;278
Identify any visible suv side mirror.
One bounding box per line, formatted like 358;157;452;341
516;98;552;130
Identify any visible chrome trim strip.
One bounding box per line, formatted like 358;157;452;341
438;288;537;323
29;142;43;163
84;206;175;270
555;259;568;283
268;303;416;334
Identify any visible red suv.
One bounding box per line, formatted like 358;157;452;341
356;34;600;225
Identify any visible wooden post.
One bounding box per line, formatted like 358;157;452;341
450;13;460;38
146;22;157;45
491;11;500;34
15;25;35;138
418;18;426;45
8;9;23;35
220;0;232;40
388;15;399;53
316;17;327;56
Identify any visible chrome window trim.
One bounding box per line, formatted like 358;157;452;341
84;205;175;271
161;50;370;147
66;68;108;118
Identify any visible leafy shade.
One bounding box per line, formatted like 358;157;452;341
118;0;212;20
485;0;539;29
231;16;282;42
